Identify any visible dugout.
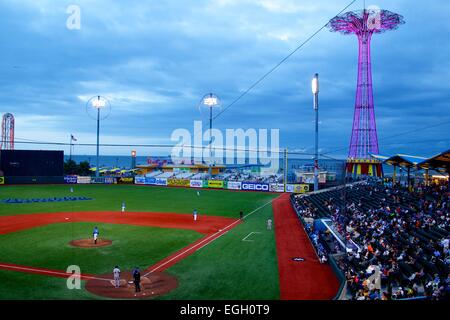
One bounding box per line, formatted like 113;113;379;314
0;150;64;184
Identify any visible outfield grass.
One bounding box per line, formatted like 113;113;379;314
0;222;202;274
0;185;277;218
162;204;280;300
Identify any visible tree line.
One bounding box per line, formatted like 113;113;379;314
64;159;91;176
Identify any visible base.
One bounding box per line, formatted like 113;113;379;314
85;271;178;299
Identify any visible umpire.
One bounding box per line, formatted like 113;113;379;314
132;267;141;293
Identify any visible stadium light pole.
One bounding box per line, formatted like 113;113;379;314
201;93;220;177
87;96;111;178
312;73;319;192
94;98;103;178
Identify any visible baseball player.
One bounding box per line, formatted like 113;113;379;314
113;266;121;288
267;218;272;231
193;209;198;221
93;226;99;244
121;201;126;213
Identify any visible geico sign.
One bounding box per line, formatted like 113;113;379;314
242;183;269;191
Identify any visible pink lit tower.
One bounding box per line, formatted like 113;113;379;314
328;8;404;177
1;113;15;150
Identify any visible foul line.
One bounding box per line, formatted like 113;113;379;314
144;194;281;276
242;232;261;242
0;263;111;282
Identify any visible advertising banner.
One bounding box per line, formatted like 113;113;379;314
190;180;203;188
269;183;285;193
227;181;242;190
91;177;115;184
287;184;310;194
77;176;91;184
64;176;78;184
117;177;134;184
241;182;270;192
145;177;168;186
0;177;4;185
105;177;115;184
167;179;190;187
135;176;146;185
207;180;224;189
153;178;168;186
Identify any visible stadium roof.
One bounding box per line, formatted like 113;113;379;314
418;149;450;171
383;154;428;168
371;149;450;173
370;154;389;161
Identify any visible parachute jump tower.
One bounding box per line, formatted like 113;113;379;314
328;9;405;177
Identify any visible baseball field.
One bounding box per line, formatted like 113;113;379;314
0;185;282;300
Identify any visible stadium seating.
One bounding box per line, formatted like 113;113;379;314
156;172;176;179
291;180;449;300
145;171;162;178
174;172;194;179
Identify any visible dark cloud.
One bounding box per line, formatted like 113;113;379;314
0;0;448;157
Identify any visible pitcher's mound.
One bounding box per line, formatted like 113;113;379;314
85;271;178;299
69;239;112;248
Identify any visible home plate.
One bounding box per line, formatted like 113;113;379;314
65;218;69;220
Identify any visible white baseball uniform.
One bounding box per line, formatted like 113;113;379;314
113;267;121;288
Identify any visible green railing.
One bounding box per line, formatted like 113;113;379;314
328;254;347;300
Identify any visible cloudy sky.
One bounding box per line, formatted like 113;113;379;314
0;0;449;159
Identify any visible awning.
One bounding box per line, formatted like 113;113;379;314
383;154;427;168
418;149;450;172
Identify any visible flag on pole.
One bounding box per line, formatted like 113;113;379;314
71;134;77;142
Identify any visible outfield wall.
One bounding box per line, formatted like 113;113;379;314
57;175;311;194
0;174;311;194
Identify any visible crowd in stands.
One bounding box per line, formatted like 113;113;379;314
292;180;449;300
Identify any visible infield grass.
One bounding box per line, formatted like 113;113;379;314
0;222;202;274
